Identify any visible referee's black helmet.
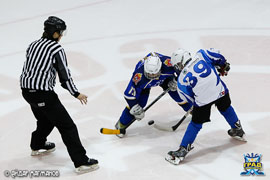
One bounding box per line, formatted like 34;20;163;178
44;16;66;35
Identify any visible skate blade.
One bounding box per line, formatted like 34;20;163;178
232;134;247;142
116;133;125;138
165;154;181;165
75;164;99;174
31;147;56;156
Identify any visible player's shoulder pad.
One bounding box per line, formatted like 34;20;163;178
199;48;225;61
135;59;144;70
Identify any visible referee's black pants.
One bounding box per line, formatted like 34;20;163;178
22;89;88;167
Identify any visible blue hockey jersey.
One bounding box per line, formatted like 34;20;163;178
124;52;176;107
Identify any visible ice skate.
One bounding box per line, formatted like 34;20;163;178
115;120;127;138
228;120;247;142
165;144;194;165
75;158;99;174
31;142;56;156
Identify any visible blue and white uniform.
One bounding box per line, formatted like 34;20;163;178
177;49;228;107
176;49;240;148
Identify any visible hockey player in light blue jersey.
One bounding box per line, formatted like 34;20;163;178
115;52;193;137
165;48;247;165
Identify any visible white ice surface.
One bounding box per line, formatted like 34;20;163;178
0;0;269;179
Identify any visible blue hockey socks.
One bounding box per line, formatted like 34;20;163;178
219;105;238;128
119;107;134;125
180;121;202;148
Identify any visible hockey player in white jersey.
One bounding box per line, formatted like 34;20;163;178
165;48;246;165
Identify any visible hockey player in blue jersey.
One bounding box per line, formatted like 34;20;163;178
165;48;246;165
115;52;193;137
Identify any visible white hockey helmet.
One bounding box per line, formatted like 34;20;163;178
171;48;192;73
144;54;162;80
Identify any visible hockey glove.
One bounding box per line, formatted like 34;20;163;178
217;62;230;76
130;104;145;121
168;79;178;91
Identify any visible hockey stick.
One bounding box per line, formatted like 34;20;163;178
148;107;193;132
100;88;170;135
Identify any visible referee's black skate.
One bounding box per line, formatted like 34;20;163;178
31;142;56;156
228;120;247;142
75;158;99;174
165;144;194;165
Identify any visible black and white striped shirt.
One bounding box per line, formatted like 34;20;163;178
20;38;79;97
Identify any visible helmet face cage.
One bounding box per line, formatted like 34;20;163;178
171;48;192;74
144;70;161;80
143;54;162;80
173;62;183;74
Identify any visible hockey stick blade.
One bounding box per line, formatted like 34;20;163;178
100;128;126;135
152;115;186;132
171;115;187;131
151;108;192;132
153;123;174;132
148;119;174;131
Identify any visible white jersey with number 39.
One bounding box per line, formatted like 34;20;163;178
177;49;228;107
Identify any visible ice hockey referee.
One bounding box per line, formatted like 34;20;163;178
20;16;98;174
